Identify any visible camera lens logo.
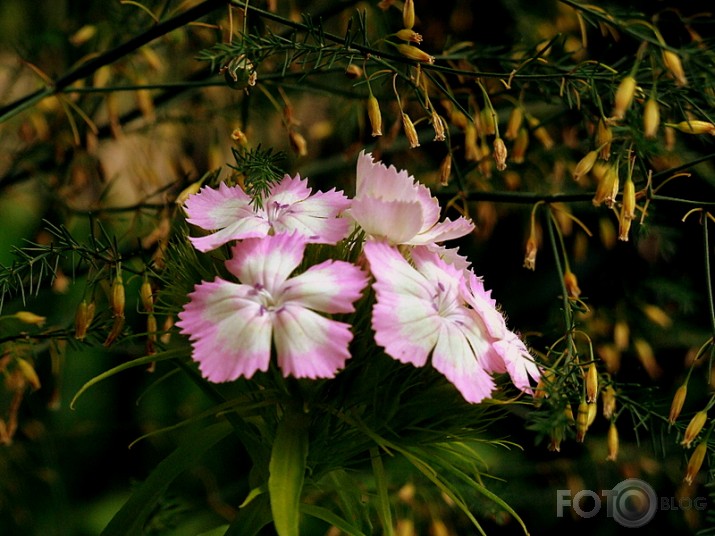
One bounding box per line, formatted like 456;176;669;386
606;478;658;528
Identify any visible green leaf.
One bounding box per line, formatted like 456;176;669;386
71;348;187;409
100;421;232;536
268;403;310;536
301;504;368;536
225;487;273;536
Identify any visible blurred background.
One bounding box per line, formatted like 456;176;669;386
1;0;714;534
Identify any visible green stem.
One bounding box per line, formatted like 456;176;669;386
546;206;575;355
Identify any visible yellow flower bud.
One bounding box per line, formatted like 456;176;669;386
576;400;591;442
431;110;446;142
564;270;581;299
684;441;708;485
288;129;308;156
140;279;154;313
618;178;636;241
367;96;383;137
681;410;708;448
103;316;125;348
480;108;496;136
585;362;599;403
670;120;715;136
402;0;415;29
573;150;598;181
16;357;41;391
395;44;434;64
464;122;479;161
596;119;612;160
613;320;629;350
523;236;538;271
439;154;452;186
344;64;363;79
176;180;202;206
669;383;688;425
111;272;125;319
146;313;158;356
511;127;529;164
592;163;619;208
528;115;554;150
449;109;469;131
606;422;619;461
662;50;687;87
401;113;420;148
643;97;660;139
231;127;249;147
633;337;663;380
13;311;46;326
504;107;524;140
611;75;637;120
395;28;423;43
74;300;95;341
602;385;617;420
493;137;508;171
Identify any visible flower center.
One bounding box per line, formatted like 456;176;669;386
265;200;292;226
431;280;459;316
250;283;284;315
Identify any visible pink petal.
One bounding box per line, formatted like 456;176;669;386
188;217;270;252
273;304;354;378
431;321;496;403
226;233;305;291
493;332;541;393
356;151;421;200
351;197;425;244
184;183;253;230
280;260;368;313
176;279;272;381
409;216;475;245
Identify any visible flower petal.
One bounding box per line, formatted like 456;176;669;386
176;279;272;381
408;216;475;245
431;321;496;403
493;332;541;393
184;183;253;229
281;260;368;313
189;217;270;252
356;151;420;200
226;233;305;290
273;304;354;378
351;197;425;244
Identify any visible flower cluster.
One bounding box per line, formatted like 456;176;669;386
177;151;540;403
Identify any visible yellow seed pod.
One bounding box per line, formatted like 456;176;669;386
288;130;308;156
395;44;434;64
395;28;423;43
662;50;687;87
618;178;636;241
140;279;154;313
480;108;496;136
16;357;41;391
344;64;363;79
596;119;612;160
564;270;581;298
511;127;529;164
613;320;629;351
431;110;446;142
602;385;617;420
439;154;452;186
671;120;715;135
111;272;125;319
403;0;415;29
74;300;95;341
592;163;619;208
576;400;590;442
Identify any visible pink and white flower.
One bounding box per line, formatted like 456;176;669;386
176;232;368;382
363;240;539;403
183;175;351;252
350;151;474;245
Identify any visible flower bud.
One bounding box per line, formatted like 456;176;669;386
493;137;508;171
13;311;46;326
681;410;707;448
669;383;688;425
449;109;469;131
231;128;249;147
103;316;125;347
146;313;158;356
523;236;538;271
344;64;363;79
596;119;612;160
576;400;591;442
606;422;619;461
464;122;479;161
402;0;415;29
618;178;636;241
16;357;41;391
592;163;619;208
528;115;554;150
74;300;95;341
401;113;420;148
395;44;434;64
431;110;446;142
585;362;599;403
633;337;663;380
480;108;496;136
439;154;451;186
140;279;154;313
643;97;660;139
367;96;383;137
670;120;715;136
684;441;708;485
573;150;598;181
611;75;637;120
288;129;308;156
111;272;125;319
564;270;581;299
511;127;529;164
504;107;524;140
602;385;617;420
613;320;629;350
395;28;423;43
662;50;687;87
